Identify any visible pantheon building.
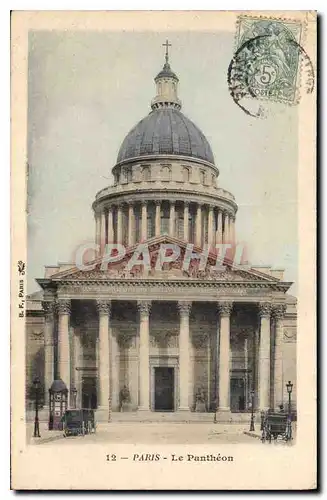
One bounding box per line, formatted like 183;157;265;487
26;46;297;421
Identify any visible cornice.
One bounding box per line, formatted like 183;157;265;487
56;278;292;292
93;188;238;213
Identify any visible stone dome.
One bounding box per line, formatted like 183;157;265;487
116;108;215;165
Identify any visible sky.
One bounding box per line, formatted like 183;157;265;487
27;30;298;294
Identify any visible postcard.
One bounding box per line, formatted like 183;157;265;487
11;10;317;490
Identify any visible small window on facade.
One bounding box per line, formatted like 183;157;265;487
142;166;151;181
125;167;132;183
161;165;171;181
182;166;191;182
200;170;205;185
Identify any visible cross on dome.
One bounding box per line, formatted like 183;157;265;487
162;39;172;64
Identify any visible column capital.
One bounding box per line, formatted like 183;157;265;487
184;200;190;208
258;302;273;318
177;301;192;317
170;200;175;207
96;299;112;316
42;300;54;318
217;301;233;316
137;300;151;316
116;202;124;210
208;204;214;212
141;200;148;207
56;299;71;315
155;200;161;207
272;304;287;319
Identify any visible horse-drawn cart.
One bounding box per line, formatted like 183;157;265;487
62;409;96;437
261;412;292;443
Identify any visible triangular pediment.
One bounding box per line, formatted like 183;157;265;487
43;235;281;284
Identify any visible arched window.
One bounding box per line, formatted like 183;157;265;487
200;170;206;185
161;165;171;182
124;167;132;183
212;173;216;186
182;166;191;182
142;166;151;182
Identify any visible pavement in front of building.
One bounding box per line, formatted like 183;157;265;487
26;422;296;446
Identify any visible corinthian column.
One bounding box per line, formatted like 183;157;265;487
107;206;114;244
216;209;223;245
273;304;287;410
178;301;192;411
96;300;111;411
100;210;106;252
42;301;55;406
117;204;123;244
195;204;202;247
95;212;101;251
57;299;71;389
183;201;189;241
217;302;233;411
137;301;151;411
230;215;236;246
128;203;135;247
155;201;161;237
223;212;229;244
258;302;272;411
208;205;214;248
169;201;175;237
141;202;148;241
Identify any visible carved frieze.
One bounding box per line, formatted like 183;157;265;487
150;331;178;348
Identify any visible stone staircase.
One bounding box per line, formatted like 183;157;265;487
108;411;255;423
26;408;257;424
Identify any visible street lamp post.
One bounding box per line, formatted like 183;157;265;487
71;387;77;409
249;390;255;432
33;376;41;438
286;380;293;440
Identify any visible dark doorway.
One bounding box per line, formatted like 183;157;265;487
154;367;174;411
82;377;97;409
230;377;246;412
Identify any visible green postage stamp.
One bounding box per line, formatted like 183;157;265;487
229;15;314;114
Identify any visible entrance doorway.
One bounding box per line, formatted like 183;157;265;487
230;377;246;412
82;376;97;409
154;367;174;411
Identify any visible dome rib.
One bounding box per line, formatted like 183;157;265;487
117;109;214;165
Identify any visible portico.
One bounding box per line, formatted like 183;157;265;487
40;271;288;419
